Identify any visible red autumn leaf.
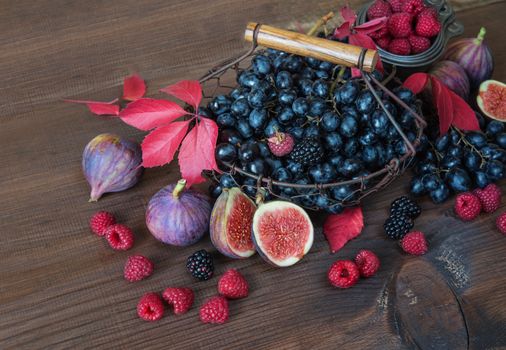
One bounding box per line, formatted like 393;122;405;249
431;77;454;135
160;80;202;110
348;33;384;77
141;120;192;168
86;103;120;116
178;117;219;186
119;98;188;131
123;74;146;101
353;17;387;35
403;72;429;94
323;207;364;253
333;22;351;40
341;6;357;23
450;90;480;131
64;98;120;116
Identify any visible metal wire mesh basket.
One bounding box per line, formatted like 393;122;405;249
200;23;426;212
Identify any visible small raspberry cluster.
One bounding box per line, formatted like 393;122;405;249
328;250;380;289
89;211;154;282
454;184;506;235
367;0;441;55
89;211;135;250
200;269;249;324
137;268;249;325
137;287;195;322
454;184;502;221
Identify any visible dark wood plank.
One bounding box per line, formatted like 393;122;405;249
1;1;505;349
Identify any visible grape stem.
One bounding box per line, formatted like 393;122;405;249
306;12;335;36
453;127;488;168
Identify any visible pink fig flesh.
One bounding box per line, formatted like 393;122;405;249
252;201;314;267
210;188;256;259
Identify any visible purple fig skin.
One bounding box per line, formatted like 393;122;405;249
430;60;471;100
146;180;211;246
443;27;494;89
82;133;143;201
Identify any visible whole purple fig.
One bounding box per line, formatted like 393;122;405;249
83;133;143;201
443;27;494;89
429;60;471;100
146;179;212;246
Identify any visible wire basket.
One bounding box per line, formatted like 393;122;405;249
199;23;426;212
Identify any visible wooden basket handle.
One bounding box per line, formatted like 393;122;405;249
244;22;379;72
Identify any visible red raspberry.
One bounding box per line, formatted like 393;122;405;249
388;0;404;12
355;250;380;278
105;224;134;250
369;26;389;39
409;35;431;54
402;0;425;15
401;231;428;255
199;296;229;324
388;13;413;38
162;287;194;315
367;0;392;20
496;212;506;234
376;36;392;50
89;211;116;236
137;293;164;322
473;184;502;213
124;255;154;282
454;193;482;221
328;260;360;288
268;132;294;157
415;14;441;38
388;38;411;55
418;7;438;19
218;269;249;299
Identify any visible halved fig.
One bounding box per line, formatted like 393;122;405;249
252;201;314;267
477;80;506;121
210;188;256;259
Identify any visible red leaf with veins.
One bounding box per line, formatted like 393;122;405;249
333;22;351;40
323;207;364;253
403;73;429;94
160;80;202;110
450;90;480;131
341;6;357;23
431;77;454;135
178;118;219;187
119;98;188;131
64;98;119;116
141;120;192;168
353;17;387;35
123;74;146;101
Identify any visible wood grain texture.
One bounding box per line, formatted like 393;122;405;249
244;23;379;71
1;1;505;349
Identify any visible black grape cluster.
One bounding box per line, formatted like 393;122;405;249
205;48;422;212
410;113;506;203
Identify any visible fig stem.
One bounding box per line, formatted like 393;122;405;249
89;188;103;202
475;27;486;45
255;188;266;205
172;179;187;199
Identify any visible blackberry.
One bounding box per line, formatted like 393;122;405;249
390;196;421;219
289;137;323;167
186;250;214;281
384;215;414;239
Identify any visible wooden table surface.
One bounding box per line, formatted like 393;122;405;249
1;1;505;349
